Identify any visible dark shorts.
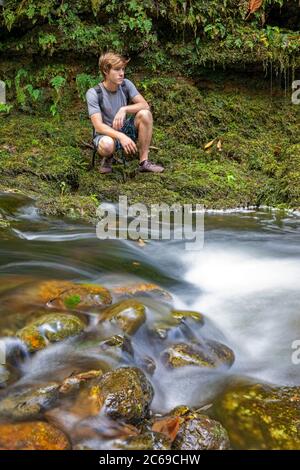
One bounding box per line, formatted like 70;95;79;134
93;115;138;152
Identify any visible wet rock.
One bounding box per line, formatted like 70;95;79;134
172;411;230;450
171;309;204;324
89;367;154;424
99;335;134;361
17;313;85;352
100;300;146;335
111;283;172;302
47;282;112;311
161;340;234;369
170;405;191;417
149;318;182;341
136;355;156;376
213;382;300;449
113;431;171;450
0;365;10;388
59;370;103;395
0;421;70;450
149;309;204;342
0;383;60;421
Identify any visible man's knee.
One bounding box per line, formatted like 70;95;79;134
98;136;115;156
136;109;152;124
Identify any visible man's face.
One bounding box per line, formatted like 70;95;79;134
106;65;125;84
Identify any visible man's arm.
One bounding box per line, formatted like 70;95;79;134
123;94;150;114
90;112;137;154
91;112;123;140
112;94;150;130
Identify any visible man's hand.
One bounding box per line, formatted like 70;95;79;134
113;107;126;130
118;134;137;154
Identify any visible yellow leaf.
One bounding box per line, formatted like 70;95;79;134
204;139;216;150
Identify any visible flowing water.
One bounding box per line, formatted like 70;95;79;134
1;192;300;445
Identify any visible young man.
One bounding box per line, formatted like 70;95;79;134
86;52;164;174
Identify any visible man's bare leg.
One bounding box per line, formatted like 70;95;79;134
134;109;164;172
97;136;115;174
134;109;153;163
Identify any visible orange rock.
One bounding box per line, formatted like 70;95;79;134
0;421;71;450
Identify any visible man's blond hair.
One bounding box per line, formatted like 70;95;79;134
99;52;130;76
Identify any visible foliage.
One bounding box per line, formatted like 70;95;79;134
0;1;299;72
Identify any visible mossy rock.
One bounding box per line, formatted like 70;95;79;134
113;431;171;450
171;309;204;324
0;383;60;421
213;382;300;450
91;367;154;424
149;309;204;342
161;340;234;369
100;300;146;335
172;411;230;450
0;421;70;450
47;283;112;311
17;313;85;352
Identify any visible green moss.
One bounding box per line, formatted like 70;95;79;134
17;313;85;352
213;382;300;450
1;70;299;217
64;294;81;309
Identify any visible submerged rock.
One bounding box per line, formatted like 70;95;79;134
113;431;171;450
0;421;70;450
0;365;10;388
213;382;300;450
111;283;172;302
16;313;85;352
88;367;154;424
149;309;204;342
99;300;146;335
161;340;234;369
172;411;230;450
171;309;204;324
98;335;134;362
0;383;60;421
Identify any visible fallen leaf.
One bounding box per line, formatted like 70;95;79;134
204;139;216;150
152;416;180;442
216;139;222;151
246;0;263;19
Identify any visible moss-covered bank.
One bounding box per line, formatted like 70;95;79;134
0;67;299;221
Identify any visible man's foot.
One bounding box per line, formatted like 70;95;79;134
139;160;164;173
99;156;113;174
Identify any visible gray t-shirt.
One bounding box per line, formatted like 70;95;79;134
86;78;139;127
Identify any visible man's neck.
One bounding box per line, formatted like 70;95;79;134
102;79;118;92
